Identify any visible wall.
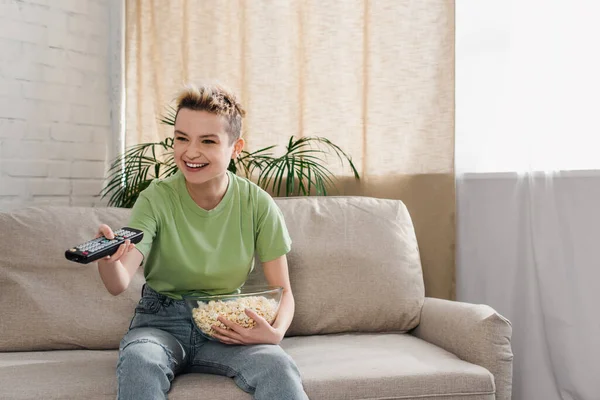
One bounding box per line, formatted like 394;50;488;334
0;0;119;210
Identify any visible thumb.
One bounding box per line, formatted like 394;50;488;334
97;224;115;239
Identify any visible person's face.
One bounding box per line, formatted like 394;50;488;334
173;109;244;186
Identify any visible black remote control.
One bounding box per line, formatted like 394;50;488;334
65;227;144;264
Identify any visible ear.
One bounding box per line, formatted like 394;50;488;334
231;137;245;159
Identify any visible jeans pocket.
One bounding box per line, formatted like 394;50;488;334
135;297;162;314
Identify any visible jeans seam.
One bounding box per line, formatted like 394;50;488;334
191;359;256;392
117;354;124;400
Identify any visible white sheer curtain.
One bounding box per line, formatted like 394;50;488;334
456;1;600;400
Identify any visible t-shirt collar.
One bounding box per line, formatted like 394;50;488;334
178;170;234;217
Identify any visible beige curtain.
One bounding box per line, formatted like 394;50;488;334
125;0;455;299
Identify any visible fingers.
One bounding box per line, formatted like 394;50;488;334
214;319;245;338
211;326;244;345
244;308;267;326
217;316;246;335
96;224;114;239
213;333;243;345
104;240;131;262
112;242;128;261
212;315;279;345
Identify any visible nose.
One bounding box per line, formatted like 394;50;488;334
185;145;203;159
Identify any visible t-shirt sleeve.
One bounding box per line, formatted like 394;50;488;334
255;190;292;262
128;191;158;262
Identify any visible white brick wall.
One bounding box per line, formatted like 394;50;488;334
0;0;118;211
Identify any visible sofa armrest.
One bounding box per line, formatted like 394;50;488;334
411;297;513;400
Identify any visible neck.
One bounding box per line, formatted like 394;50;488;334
185;172;230;210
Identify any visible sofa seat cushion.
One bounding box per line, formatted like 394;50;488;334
284;333;495;400
0;333;494;400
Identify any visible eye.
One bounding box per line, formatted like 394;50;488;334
175;137;188;142
202;139;216;144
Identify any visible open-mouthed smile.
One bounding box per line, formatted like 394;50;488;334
184;161;209;170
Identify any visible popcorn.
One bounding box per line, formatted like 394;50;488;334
191;296;279;338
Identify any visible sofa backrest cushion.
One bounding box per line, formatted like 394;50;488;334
247;197;425;336
0;197;424;351
0;206;141;351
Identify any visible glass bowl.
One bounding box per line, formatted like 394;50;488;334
183;285;283;341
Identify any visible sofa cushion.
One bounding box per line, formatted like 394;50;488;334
0;196;424;350
284;333;495;400
248;196;425;336
0;333;494;400
0;206;143;352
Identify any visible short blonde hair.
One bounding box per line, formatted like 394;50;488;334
175;83;246;144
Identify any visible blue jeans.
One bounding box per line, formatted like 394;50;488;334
116;284;309;400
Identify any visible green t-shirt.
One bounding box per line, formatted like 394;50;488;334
128;170;292;299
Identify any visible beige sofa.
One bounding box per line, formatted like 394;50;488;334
0;196;513;400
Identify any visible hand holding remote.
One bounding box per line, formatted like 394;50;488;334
91;225;145;296
64;225;143;264
96;224;137;264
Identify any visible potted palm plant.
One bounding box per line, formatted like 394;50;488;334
100;107;360;208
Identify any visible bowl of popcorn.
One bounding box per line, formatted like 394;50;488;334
183;285;283;341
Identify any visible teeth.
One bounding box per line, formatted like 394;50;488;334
185;162;208;168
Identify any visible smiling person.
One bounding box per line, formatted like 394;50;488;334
95;83;309;400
